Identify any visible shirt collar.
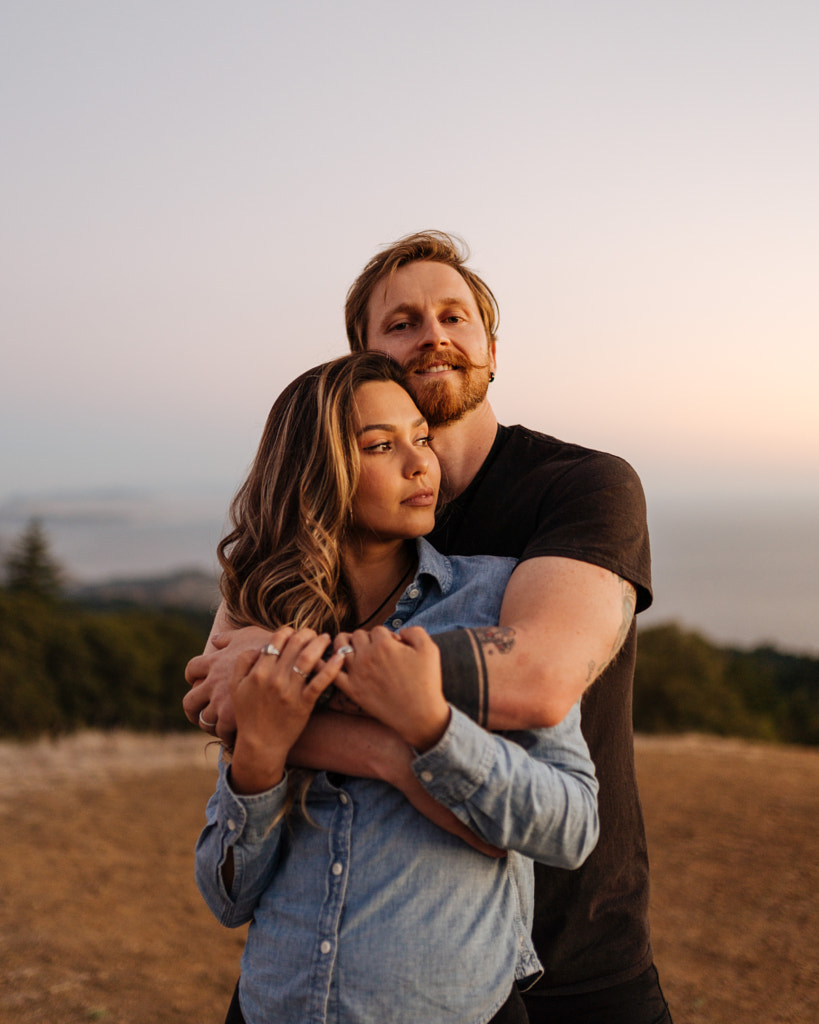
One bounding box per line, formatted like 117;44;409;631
414;537;453;595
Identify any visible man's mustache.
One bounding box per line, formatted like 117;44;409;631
403;352;491;375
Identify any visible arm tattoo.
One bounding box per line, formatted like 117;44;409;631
471;625;517;655
605;577;637;670
587;577;637;689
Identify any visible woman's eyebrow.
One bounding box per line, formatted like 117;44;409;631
357;416;426;436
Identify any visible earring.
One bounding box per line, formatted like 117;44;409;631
489;372;495;383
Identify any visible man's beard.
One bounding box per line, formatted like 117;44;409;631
402;351;492;428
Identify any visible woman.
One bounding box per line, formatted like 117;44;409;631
195;352;599;1024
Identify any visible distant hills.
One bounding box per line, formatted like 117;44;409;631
68;569;221;611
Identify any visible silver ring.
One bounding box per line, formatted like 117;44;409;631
337;645;354;656
260;644;281;656
292;666;310;679
199;710;218;730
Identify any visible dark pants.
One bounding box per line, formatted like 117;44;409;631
522;965;672;1024
224;979;529;1023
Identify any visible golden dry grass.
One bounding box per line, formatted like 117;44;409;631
0;731;816;1023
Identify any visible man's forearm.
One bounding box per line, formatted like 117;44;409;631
431;629;493;727
288;712;407;781
290;710;505;857
434;558;638;732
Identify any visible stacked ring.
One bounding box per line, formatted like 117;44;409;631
199;710;218;730
337;645;354;656
292;667;309;679
260;644;281;656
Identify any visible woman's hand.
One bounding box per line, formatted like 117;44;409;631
335;626;451;752
228;630;344;795
184;605;294;744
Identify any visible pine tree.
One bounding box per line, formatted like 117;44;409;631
4;518;64;599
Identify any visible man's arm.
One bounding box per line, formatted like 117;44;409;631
183;607;504;856
436;556;636;732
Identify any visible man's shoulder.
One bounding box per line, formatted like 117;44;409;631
494;424;642;488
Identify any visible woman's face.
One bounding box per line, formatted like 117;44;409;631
350;380;441;543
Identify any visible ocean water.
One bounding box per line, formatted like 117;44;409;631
0;490;229;582
642;499;818;655
1;490;816;655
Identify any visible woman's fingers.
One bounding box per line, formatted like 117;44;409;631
303;647;346;702
395;625;432;650
285;630;333;680
248;628;340;693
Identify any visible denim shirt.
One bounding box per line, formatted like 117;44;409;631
195;539;599;1024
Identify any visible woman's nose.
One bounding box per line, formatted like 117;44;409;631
405;447;429;477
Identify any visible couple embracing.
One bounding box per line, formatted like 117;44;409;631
185;232;672;1024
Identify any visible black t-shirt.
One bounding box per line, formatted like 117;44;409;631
428;424;654;995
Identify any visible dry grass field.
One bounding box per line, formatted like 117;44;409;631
0;730;816;1024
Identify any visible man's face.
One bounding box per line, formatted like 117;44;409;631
365;261;496;428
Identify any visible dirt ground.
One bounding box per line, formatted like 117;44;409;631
0;731;816;1024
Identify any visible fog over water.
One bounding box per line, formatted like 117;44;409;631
1;488;816;656
641;496;818;655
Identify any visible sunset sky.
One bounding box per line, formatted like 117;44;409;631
2;0;817;513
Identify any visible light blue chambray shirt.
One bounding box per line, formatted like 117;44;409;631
195;539;599;1024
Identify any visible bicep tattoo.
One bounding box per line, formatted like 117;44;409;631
470;625;517;655
608;576;637;664
588;577;637;688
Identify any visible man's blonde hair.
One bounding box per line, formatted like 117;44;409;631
345;230;499;352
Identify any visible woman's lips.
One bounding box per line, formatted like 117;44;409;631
402;490;435;506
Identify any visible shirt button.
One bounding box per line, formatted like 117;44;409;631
339;793;348;805
320;940;332;954
408;588;420;599
332;862;343;876
226;819;236;832
391;618;402;628
420;771;434;783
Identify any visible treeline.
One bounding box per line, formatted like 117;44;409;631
1;521;817;744
0;589;212;739
633;622;819;746
0;520;212;740
3;602;817;746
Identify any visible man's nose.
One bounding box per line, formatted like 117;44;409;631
419;313;450;350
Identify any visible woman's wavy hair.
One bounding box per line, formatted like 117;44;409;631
344;229;500;353
218;351;408;633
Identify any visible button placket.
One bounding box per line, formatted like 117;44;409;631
307;782;353;1009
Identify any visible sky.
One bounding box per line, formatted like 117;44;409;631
2;0;817;505
2;0;818;649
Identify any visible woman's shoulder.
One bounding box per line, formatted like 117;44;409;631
448;551;518;584
417;537;517;587
410;540;517;632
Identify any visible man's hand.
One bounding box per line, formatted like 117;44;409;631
183;607;294;743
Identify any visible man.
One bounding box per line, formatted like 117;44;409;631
185;231;672;1023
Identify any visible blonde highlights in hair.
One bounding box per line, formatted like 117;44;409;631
218;352;408;634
